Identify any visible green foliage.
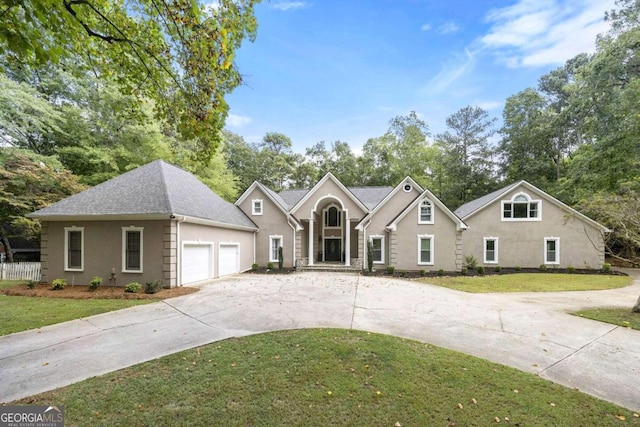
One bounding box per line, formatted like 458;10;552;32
251;263;259;271
515;266;521;272
27;280;36;289
144;280;162;294
278;246;284;270
567;266;576;274
124;282;142;293
494;265;501;273
51;279;66;290
89;276;103;291
386;266;395;275
476;266;485;275
602;263;612;273
419;269;426;277
539;264;547;272
438;268;445;276
366;241;374;273
464;255;478;270
461;267;468;275
267;262;274;270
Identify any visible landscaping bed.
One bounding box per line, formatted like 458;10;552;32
0;282;198;300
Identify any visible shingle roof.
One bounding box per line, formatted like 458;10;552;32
278;189;310;209
29;160;256;229
348;186;394;210
454;182;520;219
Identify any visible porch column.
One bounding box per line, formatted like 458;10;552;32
345;214;351;266
308;218;314;266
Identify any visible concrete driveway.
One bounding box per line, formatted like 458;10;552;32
1;271;639;411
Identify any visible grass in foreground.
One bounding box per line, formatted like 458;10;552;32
421;273;631;293
17;329;640;426
574;307;640;331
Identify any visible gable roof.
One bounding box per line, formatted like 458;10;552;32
454;180;609;232
349;186;394;210
278;189;310;209
289;172;369;214
29;160;257;230
387;188;467;231
355;177;423;230
234;181;303;230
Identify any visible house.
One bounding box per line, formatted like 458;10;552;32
454;180;609;269
28;160;258;287
28;162;608;288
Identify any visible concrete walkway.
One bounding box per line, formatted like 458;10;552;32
1;270;639;411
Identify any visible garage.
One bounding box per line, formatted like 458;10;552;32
182;243;213;284
218;243;240;277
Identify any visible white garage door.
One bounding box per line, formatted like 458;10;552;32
218;244;240;277
182;244;213;284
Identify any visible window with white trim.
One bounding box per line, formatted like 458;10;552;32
252;199;263;215
418;199;433;224
484;237;498;264
269;235;282;263
122;227;143;273
324;205;341;228
64;227;84;271
502;192;540;221
370;235;384;264
544;237;560;264
417;234;434;265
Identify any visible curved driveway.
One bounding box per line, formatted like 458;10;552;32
1;271;639;411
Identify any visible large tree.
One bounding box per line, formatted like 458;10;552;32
0;0;260;161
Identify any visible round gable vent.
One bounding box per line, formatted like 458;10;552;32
403;184;412;192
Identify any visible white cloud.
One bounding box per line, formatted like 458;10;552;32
439;21;460;34
227;114;252;127
476;100;503;111
270;1;308;11
421;23;432;31
480;0;615;68
421;48;476;95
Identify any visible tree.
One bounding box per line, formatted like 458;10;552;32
437;106;497;207
0;149;85;262
0;0;260;161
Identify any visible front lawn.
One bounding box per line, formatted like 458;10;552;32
421;273;631;293
17;329;639;426
574;308;640;331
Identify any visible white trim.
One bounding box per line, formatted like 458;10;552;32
417;234;434;266
483;237;499;264
181;241;215;283
369;235;385;264
544;237;560;265
417;198;434;224
501;191;542;222
290;172;368;215
355;176;422;231
251;199;263;216
64;226;84;272
403;183;412;192
387;188;467;231
121;226;144;273
218;242;240;276
269;235;283;263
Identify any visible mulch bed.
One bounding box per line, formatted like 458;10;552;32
0;283;198;300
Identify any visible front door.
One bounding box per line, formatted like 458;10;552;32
324;239;342;262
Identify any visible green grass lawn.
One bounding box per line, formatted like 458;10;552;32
574;308;640;331
17;329;639;426
421;273;632;293
0;281;153;336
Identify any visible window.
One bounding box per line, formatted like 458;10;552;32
324;205;341;227
484;237;498;264
417;234;434;265
269;235;282;262
252;199;263;216
122;227;143;272
544;237;560;265
418;199;433;224
370;236;384;264
64;227;84;271
502;193;541;221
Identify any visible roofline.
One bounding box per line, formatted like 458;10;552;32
368;176;423;218
178;215;258;232
290;172;369;214
457;181;521;220
387;188;468;231
234;181;303;229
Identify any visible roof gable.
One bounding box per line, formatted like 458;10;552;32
30;160;256;230
388;187;467;231
289;172;369;215
235;181;303;229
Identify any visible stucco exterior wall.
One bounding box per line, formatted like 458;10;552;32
292;179;367;221
236;187;295;267
179;222;255;277
461;185;605;269
40;220;167;287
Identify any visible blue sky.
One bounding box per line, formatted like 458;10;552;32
224;0;615;153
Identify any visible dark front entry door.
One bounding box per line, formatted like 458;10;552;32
324;239;342;262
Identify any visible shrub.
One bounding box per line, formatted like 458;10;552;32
144;280;162;294
366;241;374;273
386;266;395;275
89;276;103;291
461;267;468;275
464;255;478;270
438;269;445;276
567;266;576;274
539;264;547;272
399;270;406;277
278;246;284;270
124;282;142;293
477;266;485;274
602;263;612;273
494;265;501;273
251;263;259;271
27;280;37;289
419;269;426;277
267;262;274;270
51;279;67;290
514;266;521;272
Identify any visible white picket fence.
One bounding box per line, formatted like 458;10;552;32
0;262;42;281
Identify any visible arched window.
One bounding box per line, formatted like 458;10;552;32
324;205;341;227
418;199;433;224
502;192;540;220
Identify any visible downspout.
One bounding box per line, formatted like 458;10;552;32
174;215;186;287
287;216;297;268
362;219;372;271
